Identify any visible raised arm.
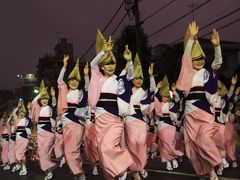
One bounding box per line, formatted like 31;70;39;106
90;50;105;69
123;45;134;80
51;87;56;107
227;75;237;99
57;54;69;84
211;29;222;72
184;21;198;56
149;63;156;93
84;63;90;90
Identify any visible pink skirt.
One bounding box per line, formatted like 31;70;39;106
224;123;237;161
175;131;185;154
8;140;16;165
62;122;84;175
184;109;221;175
1;142;9;164
213;122;226;157
125;120;148;172
15;137;29;162
54;134;64;159
158;124;183;162
84;122;99;165
37;131;56;171
95;112;133;178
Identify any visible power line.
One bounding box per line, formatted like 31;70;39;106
170;7;240;45
141;0;176;23
200;7;240;32
148;0;211;39
111;12;128;36
80;0;125;59
201;17;240;38
168;0;240;45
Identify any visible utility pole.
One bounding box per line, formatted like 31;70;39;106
133;0;141;56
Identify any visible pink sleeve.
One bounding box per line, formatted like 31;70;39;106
176;54;194;94
154;97;163;117
31;101;40;123
57;82;68;116
88;66;104;109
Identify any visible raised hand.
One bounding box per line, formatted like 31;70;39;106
63;54;70;68
103;36;113;52
84;62;89;76
211;29;220;46
123;45;132;61
157;81;163;89
231;74;238;85
189;21;199;39
50;87;55;97
235;87;240;95
171;83;176;92
148;63;154;77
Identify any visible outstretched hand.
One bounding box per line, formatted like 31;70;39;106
231;74;238;85
84;62;89;76
123;45;132;61
103;36;113;52
148;63;154;77
211;29;220;46
235;87;240;96
50;87;55;97
157;81;163;89
189;21;199;39
63;54;70;68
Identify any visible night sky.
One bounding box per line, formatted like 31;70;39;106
1;0;240;90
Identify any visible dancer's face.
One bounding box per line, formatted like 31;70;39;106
162;96;169;103
103;62;116;77
132;78;143;88
18;112;26;119
40;98;49;106
192;59;205;70
68;79;79;90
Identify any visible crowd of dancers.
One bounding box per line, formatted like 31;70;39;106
0;21;239;180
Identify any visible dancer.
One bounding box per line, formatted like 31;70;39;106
57;56;89;180
31;81;57;180
88;30;133;180
154;77;184;171
176;21;222;179
14;99;32;176
118;54;155;179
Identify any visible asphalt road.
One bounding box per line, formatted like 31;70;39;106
0;156;239;180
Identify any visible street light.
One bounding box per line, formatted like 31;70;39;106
34;89;39;94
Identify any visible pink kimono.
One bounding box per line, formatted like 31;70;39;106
176;38;222;175
84;112;99;166
8;125;16;165
224;94;238;162
0;123;10;165
154;97;183;162
14;115;31;163
57;67;88;175
147;118;158;154
88;51;133;178
117;72;155;172
31;95;56;172
54;119;63;159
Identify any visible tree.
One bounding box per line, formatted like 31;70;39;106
113;25;152;83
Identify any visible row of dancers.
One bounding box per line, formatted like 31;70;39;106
0;21;240;180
